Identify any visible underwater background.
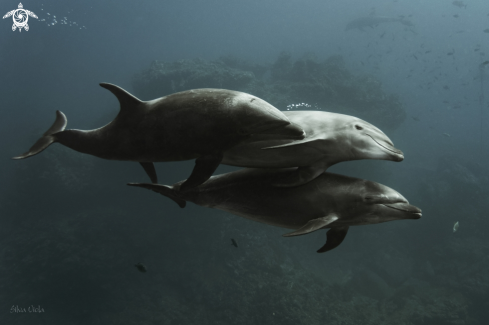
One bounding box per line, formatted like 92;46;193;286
1;0;489;324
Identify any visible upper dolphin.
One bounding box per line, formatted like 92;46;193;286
129;168;421;253
12;84;305;190
222;111;404;187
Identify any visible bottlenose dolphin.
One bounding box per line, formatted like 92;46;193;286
345;16;414;31
13;84;304;190
129;168;421;253
222;111;404;187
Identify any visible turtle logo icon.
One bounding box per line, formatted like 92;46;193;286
3;3;37;32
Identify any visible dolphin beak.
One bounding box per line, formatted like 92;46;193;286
382;202;422;219
366;134;404;161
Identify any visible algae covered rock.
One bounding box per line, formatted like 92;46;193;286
133;53;407;130
267;52;406;130
133;58;256;100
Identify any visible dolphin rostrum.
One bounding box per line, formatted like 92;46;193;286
128;168;421;253
13;84;305;190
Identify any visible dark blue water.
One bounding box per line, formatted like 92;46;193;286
1;0;488;324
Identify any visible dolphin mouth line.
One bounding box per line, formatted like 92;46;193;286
381;204;422;217
366;134;403;155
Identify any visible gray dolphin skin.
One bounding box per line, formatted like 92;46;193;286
128;168;421;253
222;111;404;187
12;84;305;190
345;16;414;31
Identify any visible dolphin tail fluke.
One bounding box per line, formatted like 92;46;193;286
12;110;67;160
127;183;187;208
317;226;349;253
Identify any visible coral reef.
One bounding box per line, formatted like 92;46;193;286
0;204;478;325
133;58;255;100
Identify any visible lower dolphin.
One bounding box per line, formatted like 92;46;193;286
222;111;404;187
128;168;421;253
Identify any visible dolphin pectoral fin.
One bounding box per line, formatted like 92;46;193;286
261;138;322;150
180;152;224;191
99;83;142;114
127;183;187;208
272;161;327;187
283;214;338;237
317;226;349;253
12;110;67;160
139;162;157;183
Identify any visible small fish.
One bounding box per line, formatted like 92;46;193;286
411;117;420;122
425;50;431;54
452;1;467;8
453;221;459;233
484;29;489;33
231;238;238;248
413;54;418;60
481;61;489;66
134;263;147;273
443;133;451;137
453;14;459;18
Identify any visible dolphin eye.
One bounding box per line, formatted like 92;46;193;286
364;196;377;203
355;125;363;130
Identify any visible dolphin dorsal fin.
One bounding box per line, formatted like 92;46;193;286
282;214;338;237
100;83;143;114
